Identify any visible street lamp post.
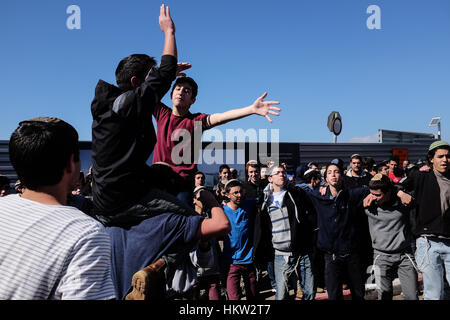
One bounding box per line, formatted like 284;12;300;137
429;117;441;140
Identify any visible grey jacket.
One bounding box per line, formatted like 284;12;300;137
364;199;413;254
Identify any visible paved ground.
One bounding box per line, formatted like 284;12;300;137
260;274;423;300
254;272;424;300
197;269;425;301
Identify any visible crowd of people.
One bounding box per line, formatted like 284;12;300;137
0;4;449;302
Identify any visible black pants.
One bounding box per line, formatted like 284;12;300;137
324;252;365;300
312;247;325;289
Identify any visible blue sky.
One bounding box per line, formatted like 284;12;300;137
1;0;449;143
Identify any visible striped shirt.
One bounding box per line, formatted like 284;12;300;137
267;191;292;255
0;194;116;300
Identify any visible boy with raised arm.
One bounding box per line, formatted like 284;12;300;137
152;76;281;203
90;5;229;300
91;4;192;227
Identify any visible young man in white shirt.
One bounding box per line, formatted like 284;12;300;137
0;117;116;300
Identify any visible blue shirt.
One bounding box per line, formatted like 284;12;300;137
106;213;203;299
223;200;256;265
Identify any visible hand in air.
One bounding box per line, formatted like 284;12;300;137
252;92;281;123
159;4;175;34
176;62;192;77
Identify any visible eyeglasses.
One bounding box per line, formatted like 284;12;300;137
271;170;286;176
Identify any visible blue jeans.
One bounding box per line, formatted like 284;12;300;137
416;236;450;300
274;254;314;300
267;261;276;289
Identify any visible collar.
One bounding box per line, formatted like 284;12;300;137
346;169;366;178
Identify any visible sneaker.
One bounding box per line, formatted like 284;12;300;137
125;258;166;300
316;287;325;293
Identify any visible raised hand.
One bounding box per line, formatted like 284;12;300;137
159;4;175;34
176;62;192;77
251;92;281;123
196;189;220;212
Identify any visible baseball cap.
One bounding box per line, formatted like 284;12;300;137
429;140;450;152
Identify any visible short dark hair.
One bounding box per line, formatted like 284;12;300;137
170;77;198;99
369;174;394;194
325;163;343;175
195;171;205;178
115;54;157;91
219;164;230;173
389;156;400;163
225;179;243;193
377;162;388;172
363;157;376;171
9;117;80;190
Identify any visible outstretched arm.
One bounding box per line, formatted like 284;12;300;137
206;92;281;128
159;4;177;58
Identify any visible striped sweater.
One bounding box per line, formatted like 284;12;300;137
0;194;116;300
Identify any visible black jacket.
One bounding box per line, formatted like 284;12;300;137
307;186;369;255
253;184;316;263
91;55;177;217
401;170;450;237
243;180;263;200
343;171;372;190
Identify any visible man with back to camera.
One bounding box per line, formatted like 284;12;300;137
107;163;231;300
0;117;115;300
90;4;220;299
90;4;193;227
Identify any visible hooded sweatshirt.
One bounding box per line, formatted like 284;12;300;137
364;198;413;254
90;55;177;217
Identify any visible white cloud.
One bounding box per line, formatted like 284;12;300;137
348;133;379;143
